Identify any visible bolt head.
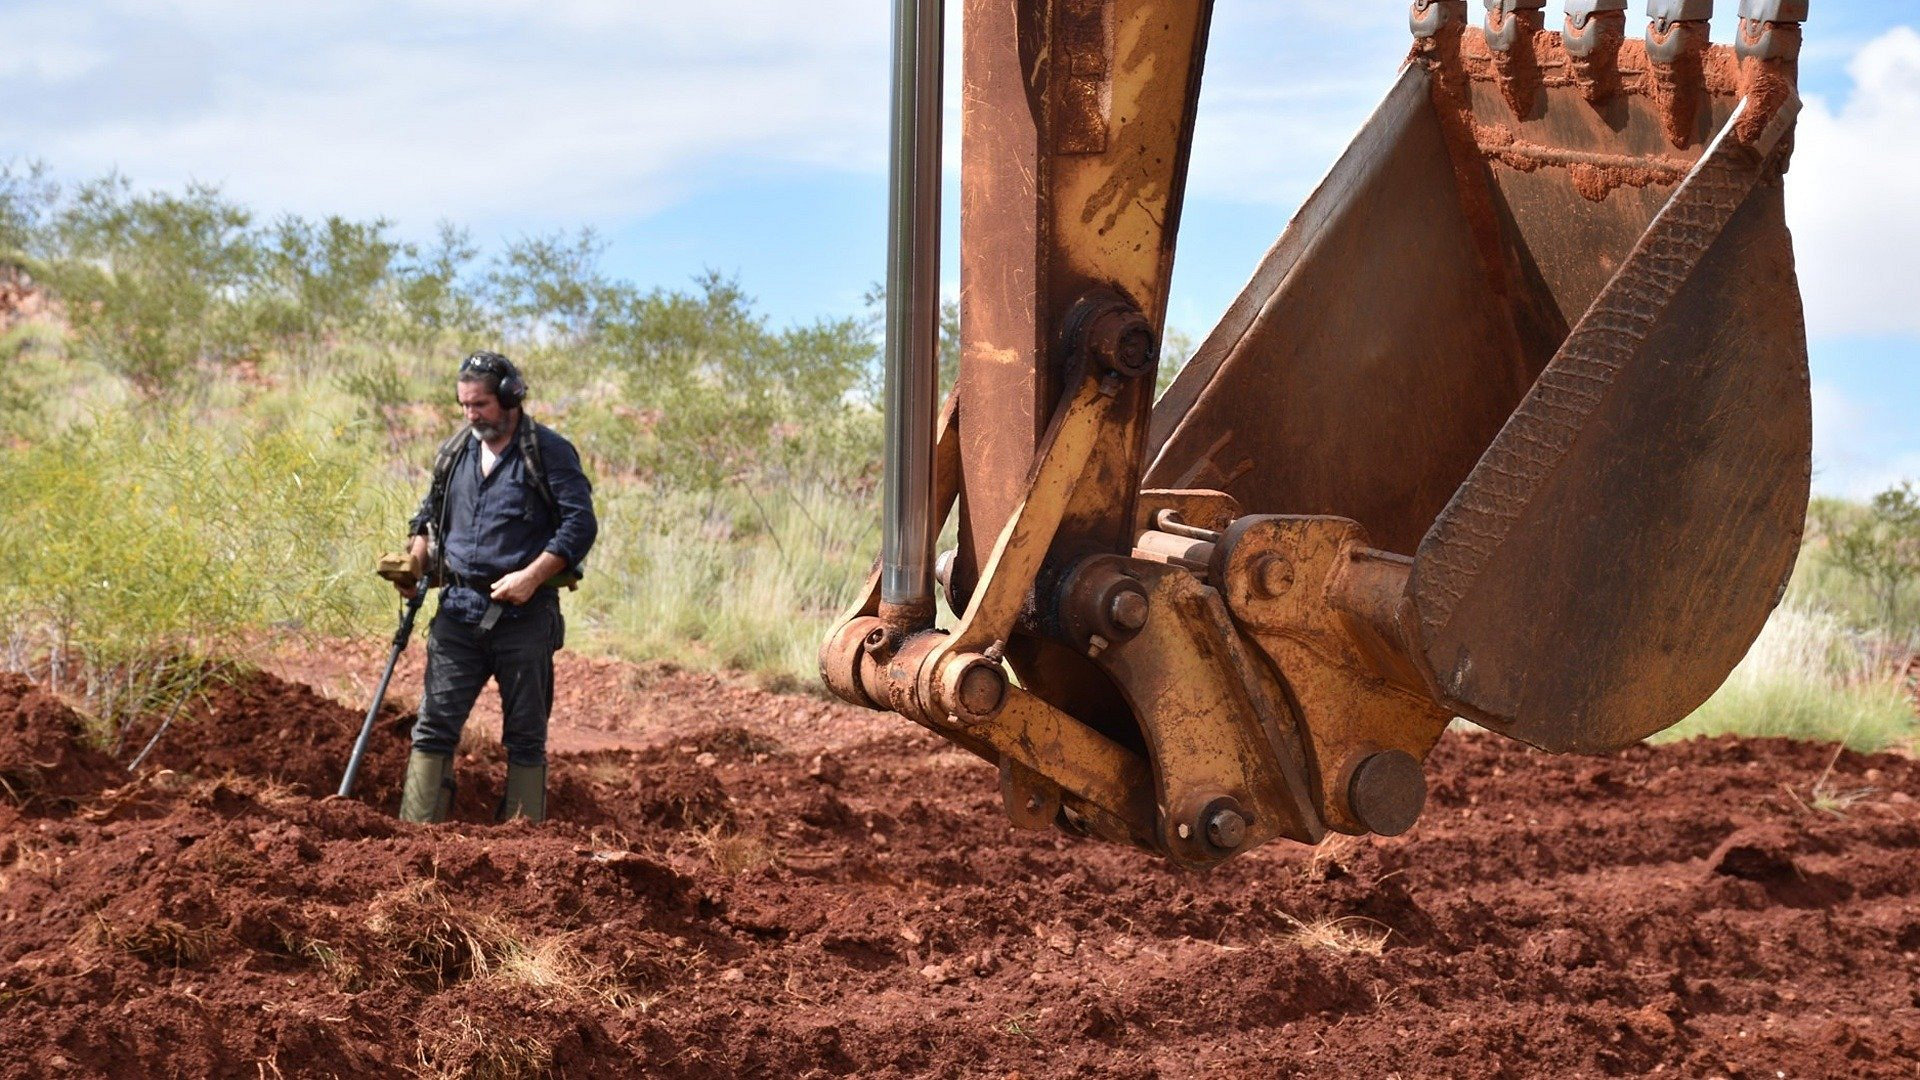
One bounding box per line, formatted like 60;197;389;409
1087;307;1157;378
1108;589;1149;632
1254;556;1295;598
954;661;1008;719
1205;808;1249;850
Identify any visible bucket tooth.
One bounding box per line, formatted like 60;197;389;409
1564;0;1629;102
1484;0;1545;52
1484;0;1547;117
1410;0;1471;41
1647;0;1716;146
1737;1;1808;62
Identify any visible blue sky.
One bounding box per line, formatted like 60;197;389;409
0;1;1914;495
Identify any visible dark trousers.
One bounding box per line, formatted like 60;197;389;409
412;593;564;767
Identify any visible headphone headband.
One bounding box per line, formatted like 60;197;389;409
459;351;526;409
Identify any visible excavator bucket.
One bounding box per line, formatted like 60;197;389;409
828;0;1816;868
1147;4;1811;753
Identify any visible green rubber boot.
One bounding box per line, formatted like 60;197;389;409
498;762;547;824
398;751;455;823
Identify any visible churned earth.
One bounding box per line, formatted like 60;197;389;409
1;648;1917;1079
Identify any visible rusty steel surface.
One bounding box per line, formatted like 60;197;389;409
823;8;1814;867
1088;558;1326;863
956;0;1214;601
954;0;1049;602
1412;96;1810;753
1146;65;1546;556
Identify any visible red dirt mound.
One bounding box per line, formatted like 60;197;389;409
128;667;740;832
3;662;1919;1078
128;667;415;811
0;673;119;812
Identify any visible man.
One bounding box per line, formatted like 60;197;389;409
393;351;597;824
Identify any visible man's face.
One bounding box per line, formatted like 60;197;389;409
458;379;510;440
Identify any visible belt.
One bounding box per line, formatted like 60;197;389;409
446;572;570;594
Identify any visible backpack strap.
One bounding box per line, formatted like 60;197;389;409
516;415;584;587
516;415;559;516
425;424;474;524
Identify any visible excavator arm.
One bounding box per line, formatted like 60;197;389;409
823;0;1812;869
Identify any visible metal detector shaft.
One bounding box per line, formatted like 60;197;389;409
338;588;426;798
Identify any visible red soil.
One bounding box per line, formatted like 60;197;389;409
0;675;119;812
3;658;1918;1078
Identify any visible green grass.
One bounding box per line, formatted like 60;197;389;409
5;324;1913;753
0;407;409;740
571;480;876;690
1659;603;1916;752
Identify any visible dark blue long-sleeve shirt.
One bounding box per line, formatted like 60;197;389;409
408;419;598;625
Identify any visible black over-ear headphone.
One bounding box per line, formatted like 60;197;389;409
459;351;527;409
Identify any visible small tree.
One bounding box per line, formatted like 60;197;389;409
1830;481;1920;635
42;175;257;394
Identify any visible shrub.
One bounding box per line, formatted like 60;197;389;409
1825;481;1920;636
38;175;258;394
0;414;404;740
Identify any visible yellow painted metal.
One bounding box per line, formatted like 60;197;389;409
955;685;1158;847
823;4;1814;868
1047;0;1212;327
1215;517;1453;834
943;371;1125;656
1090;561;1325;863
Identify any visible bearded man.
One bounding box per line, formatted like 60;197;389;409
393;351;598;823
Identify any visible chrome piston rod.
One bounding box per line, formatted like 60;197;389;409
880;0;944;627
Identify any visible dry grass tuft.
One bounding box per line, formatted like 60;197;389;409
85;914;225;966
282;932;367;992
480;932;634;1009
581;760;632;787
689;823;782;876
1808;780;1878;815
365;880;506;988
414;1013;552;1080
1784;743;1881;817
364;880;636;1007
1298;834;1362;883
1279;913;1391;956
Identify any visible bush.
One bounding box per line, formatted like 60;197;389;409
0;415;405;739
37;175;257;394
1822;481;1920;636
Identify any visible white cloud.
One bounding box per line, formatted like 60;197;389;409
2;3;887;231
1787;27;1920;338
0;6;108;82
3;5;1917;351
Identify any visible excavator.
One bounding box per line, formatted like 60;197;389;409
821;0;1813;868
